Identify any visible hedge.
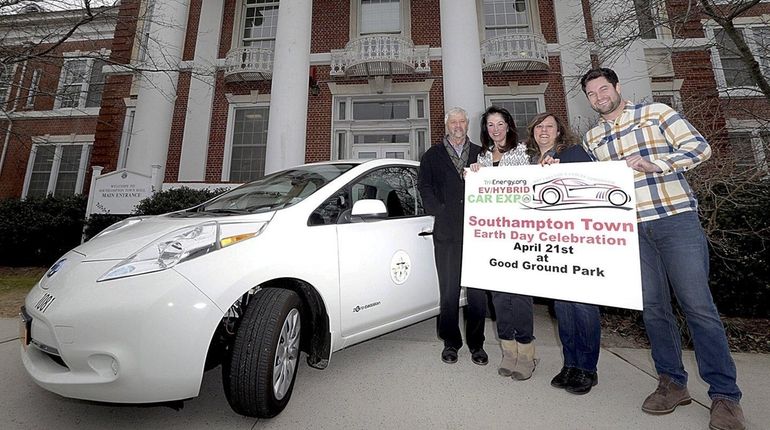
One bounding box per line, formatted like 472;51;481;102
0;187;226;267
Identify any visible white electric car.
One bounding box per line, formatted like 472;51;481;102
20;159;441;418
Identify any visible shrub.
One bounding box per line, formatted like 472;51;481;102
133;186;226;215
702;180;770;318
0;195;87;267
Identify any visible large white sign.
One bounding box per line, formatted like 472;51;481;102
89;169;153;215
461;161;642;310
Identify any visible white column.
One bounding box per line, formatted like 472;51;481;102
178;0;224;181
439;0;485;143
264;0;313;174
554;0;595;133
126;0;190;178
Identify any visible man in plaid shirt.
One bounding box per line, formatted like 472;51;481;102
580;68;745;430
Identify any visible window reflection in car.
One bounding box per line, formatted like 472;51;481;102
179;164;356;217
308;166;424;226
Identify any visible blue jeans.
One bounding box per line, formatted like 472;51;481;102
554;300;601;372
638;211;741;401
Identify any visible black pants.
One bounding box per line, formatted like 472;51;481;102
491;291;534;343
434;239;486;349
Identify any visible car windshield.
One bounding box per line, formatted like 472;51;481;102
192;163;357;215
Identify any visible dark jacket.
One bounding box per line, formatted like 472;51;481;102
554;145;592;163
418;139;481;243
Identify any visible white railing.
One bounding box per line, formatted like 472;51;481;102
330;35;431;76
223;47;274;81
480;33;549;71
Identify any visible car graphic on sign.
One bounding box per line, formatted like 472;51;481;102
532;177;630;207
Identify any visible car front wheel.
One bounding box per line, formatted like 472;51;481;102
223;288;302;418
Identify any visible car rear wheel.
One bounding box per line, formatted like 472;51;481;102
541;188;561;205
608;189;629;206
223;288;302;417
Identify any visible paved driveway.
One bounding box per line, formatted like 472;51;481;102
1;308;767;429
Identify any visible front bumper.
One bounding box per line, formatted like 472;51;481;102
21;255;224;403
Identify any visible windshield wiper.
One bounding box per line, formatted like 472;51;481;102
199;208;253;215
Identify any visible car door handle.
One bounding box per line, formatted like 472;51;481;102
418;230;433;236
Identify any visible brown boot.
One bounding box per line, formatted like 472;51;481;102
511;341;537;380
709;399;746;430
641;374;692;414
498;340;517;377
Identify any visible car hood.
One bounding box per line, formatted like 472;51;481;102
77;212;276;261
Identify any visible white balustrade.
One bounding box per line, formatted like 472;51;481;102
330;35;431;76
223;47;274;81
480;33;549;71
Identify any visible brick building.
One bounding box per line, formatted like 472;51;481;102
1;0;768;200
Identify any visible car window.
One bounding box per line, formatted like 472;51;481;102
308;166;424;226
193;164;356;216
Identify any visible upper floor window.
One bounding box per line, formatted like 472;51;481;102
23;139;92;198
360;0;401;35
56;57;106;109
634;0;658;40
0;65;11;108
710;25;770;94
351;0;410;38
26;70;41;109
242;0;279;49
482;0;534;39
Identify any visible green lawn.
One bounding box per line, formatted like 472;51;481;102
0;267;46;317
0;267;45;295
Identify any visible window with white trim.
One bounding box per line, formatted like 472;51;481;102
481;0;541;39
241;0;279;49
26;69;41;109
224;106;270;182
56;57;107;109
23;140;92;198
729;130;769;176
0;64;11;108
486;96;542;132
351;0;410;38
710;25;770;92
360;0;400;34
333;95;429;161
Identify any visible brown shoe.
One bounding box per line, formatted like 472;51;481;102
709;399;746;430
641;374;692;415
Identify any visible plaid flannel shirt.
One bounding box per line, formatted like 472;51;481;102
583;102;711;222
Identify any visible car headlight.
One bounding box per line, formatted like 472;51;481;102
98;221;267;282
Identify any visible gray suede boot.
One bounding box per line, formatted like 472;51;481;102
511;341;537;380
498;340;518;377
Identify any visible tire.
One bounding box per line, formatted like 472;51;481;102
541;187;561;205
223;288;302;418
608;189;629;206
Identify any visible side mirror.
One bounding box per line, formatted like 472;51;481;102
350;199;388;221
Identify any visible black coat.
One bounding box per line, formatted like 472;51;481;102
418;140;481;243
554;145;592;163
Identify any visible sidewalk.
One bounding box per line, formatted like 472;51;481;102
0;306;766;429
